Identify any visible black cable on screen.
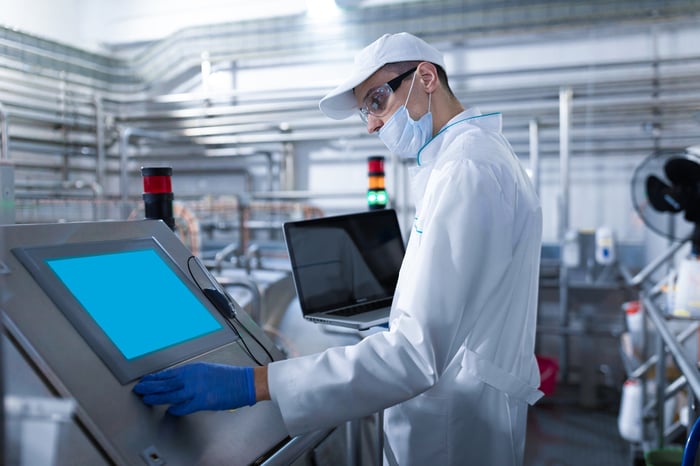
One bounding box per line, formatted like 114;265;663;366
186;256;274;366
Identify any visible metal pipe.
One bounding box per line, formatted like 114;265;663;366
262;150;275;192
4;45;700;155
654;327;666;447
643;374;687;419
0;103;8;161
558;87;572;381
528;118;540;196
642;293;700;448
281;142;295;192
94;97;106;187
0;313;4;464
642;295;700;410
94;95;106;220
118;126;133;220
4;8;700;99
251;190;366;200
15;179;104;220
559;87;572;238
212;243;240;272
15;179;102;195
625;234;692;287
631;321;700;379
0;104;15;225
0;103;94;129
114;86;699;126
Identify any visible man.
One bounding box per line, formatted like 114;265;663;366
134;32;543;465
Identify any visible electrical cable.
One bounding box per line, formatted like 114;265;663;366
186;255;274;366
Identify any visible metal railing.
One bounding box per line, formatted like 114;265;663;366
620;233;700;450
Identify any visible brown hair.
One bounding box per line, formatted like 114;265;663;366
384;61;456;99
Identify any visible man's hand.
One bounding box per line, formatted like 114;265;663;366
133;362;256;415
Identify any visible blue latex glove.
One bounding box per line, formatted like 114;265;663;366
133;362;256;416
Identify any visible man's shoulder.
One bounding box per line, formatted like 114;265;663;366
440;127;512;165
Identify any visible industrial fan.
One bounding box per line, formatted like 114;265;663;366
630;149;700;251
630;148;700;317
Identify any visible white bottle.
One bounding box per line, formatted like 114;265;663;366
595;226;616;265
618;378;642;442
672;255;700;318
623;301;643;356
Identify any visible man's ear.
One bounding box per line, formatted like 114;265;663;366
418;62;439;93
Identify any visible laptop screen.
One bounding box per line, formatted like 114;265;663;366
284;209;405;315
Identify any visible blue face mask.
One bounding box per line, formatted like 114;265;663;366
379;72;433;160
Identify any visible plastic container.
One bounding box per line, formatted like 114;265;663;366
562;229;581;268
536;355;559;397
618;378;643;442
644;448;683;466
672;256;700;318
623;300;645;358
595;226;616;265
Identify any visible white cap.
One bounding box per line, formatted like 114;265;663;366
319;32;446;120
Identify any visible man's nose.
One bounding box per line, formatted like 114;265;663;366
367;114;383;134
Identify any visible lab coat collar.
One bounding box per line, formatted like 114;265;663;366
417;107;502;166
409;108;504;211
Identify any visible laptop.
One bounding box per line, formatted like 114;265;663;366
283;209;405;330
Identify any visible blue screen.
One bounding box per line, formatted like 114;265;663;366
46;249;223;360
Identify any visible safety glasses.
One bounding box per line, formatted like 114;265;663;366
358;67;417;123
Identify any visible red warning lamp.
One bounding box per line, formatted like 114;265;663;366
141;166;175;230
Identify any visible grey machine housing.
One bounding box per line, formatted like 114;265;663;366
0;219;326;466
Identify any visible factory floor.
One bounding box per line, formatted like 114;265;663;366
524;383;635;466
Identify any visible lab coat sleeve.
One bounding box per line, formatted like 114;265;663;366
268;142;516;436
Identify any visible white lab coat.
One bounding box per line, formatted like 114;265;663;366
268;108;543;465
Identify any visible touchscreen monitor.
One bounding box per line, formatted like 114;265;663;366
13;237;237;384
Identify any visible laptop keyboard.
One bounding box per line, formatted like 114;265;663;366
328;301;383;316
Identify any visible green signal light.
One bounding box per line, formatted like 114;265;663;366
367;189;387;206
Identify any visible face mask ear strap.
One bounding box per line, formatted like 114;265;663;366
403;70;418;107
